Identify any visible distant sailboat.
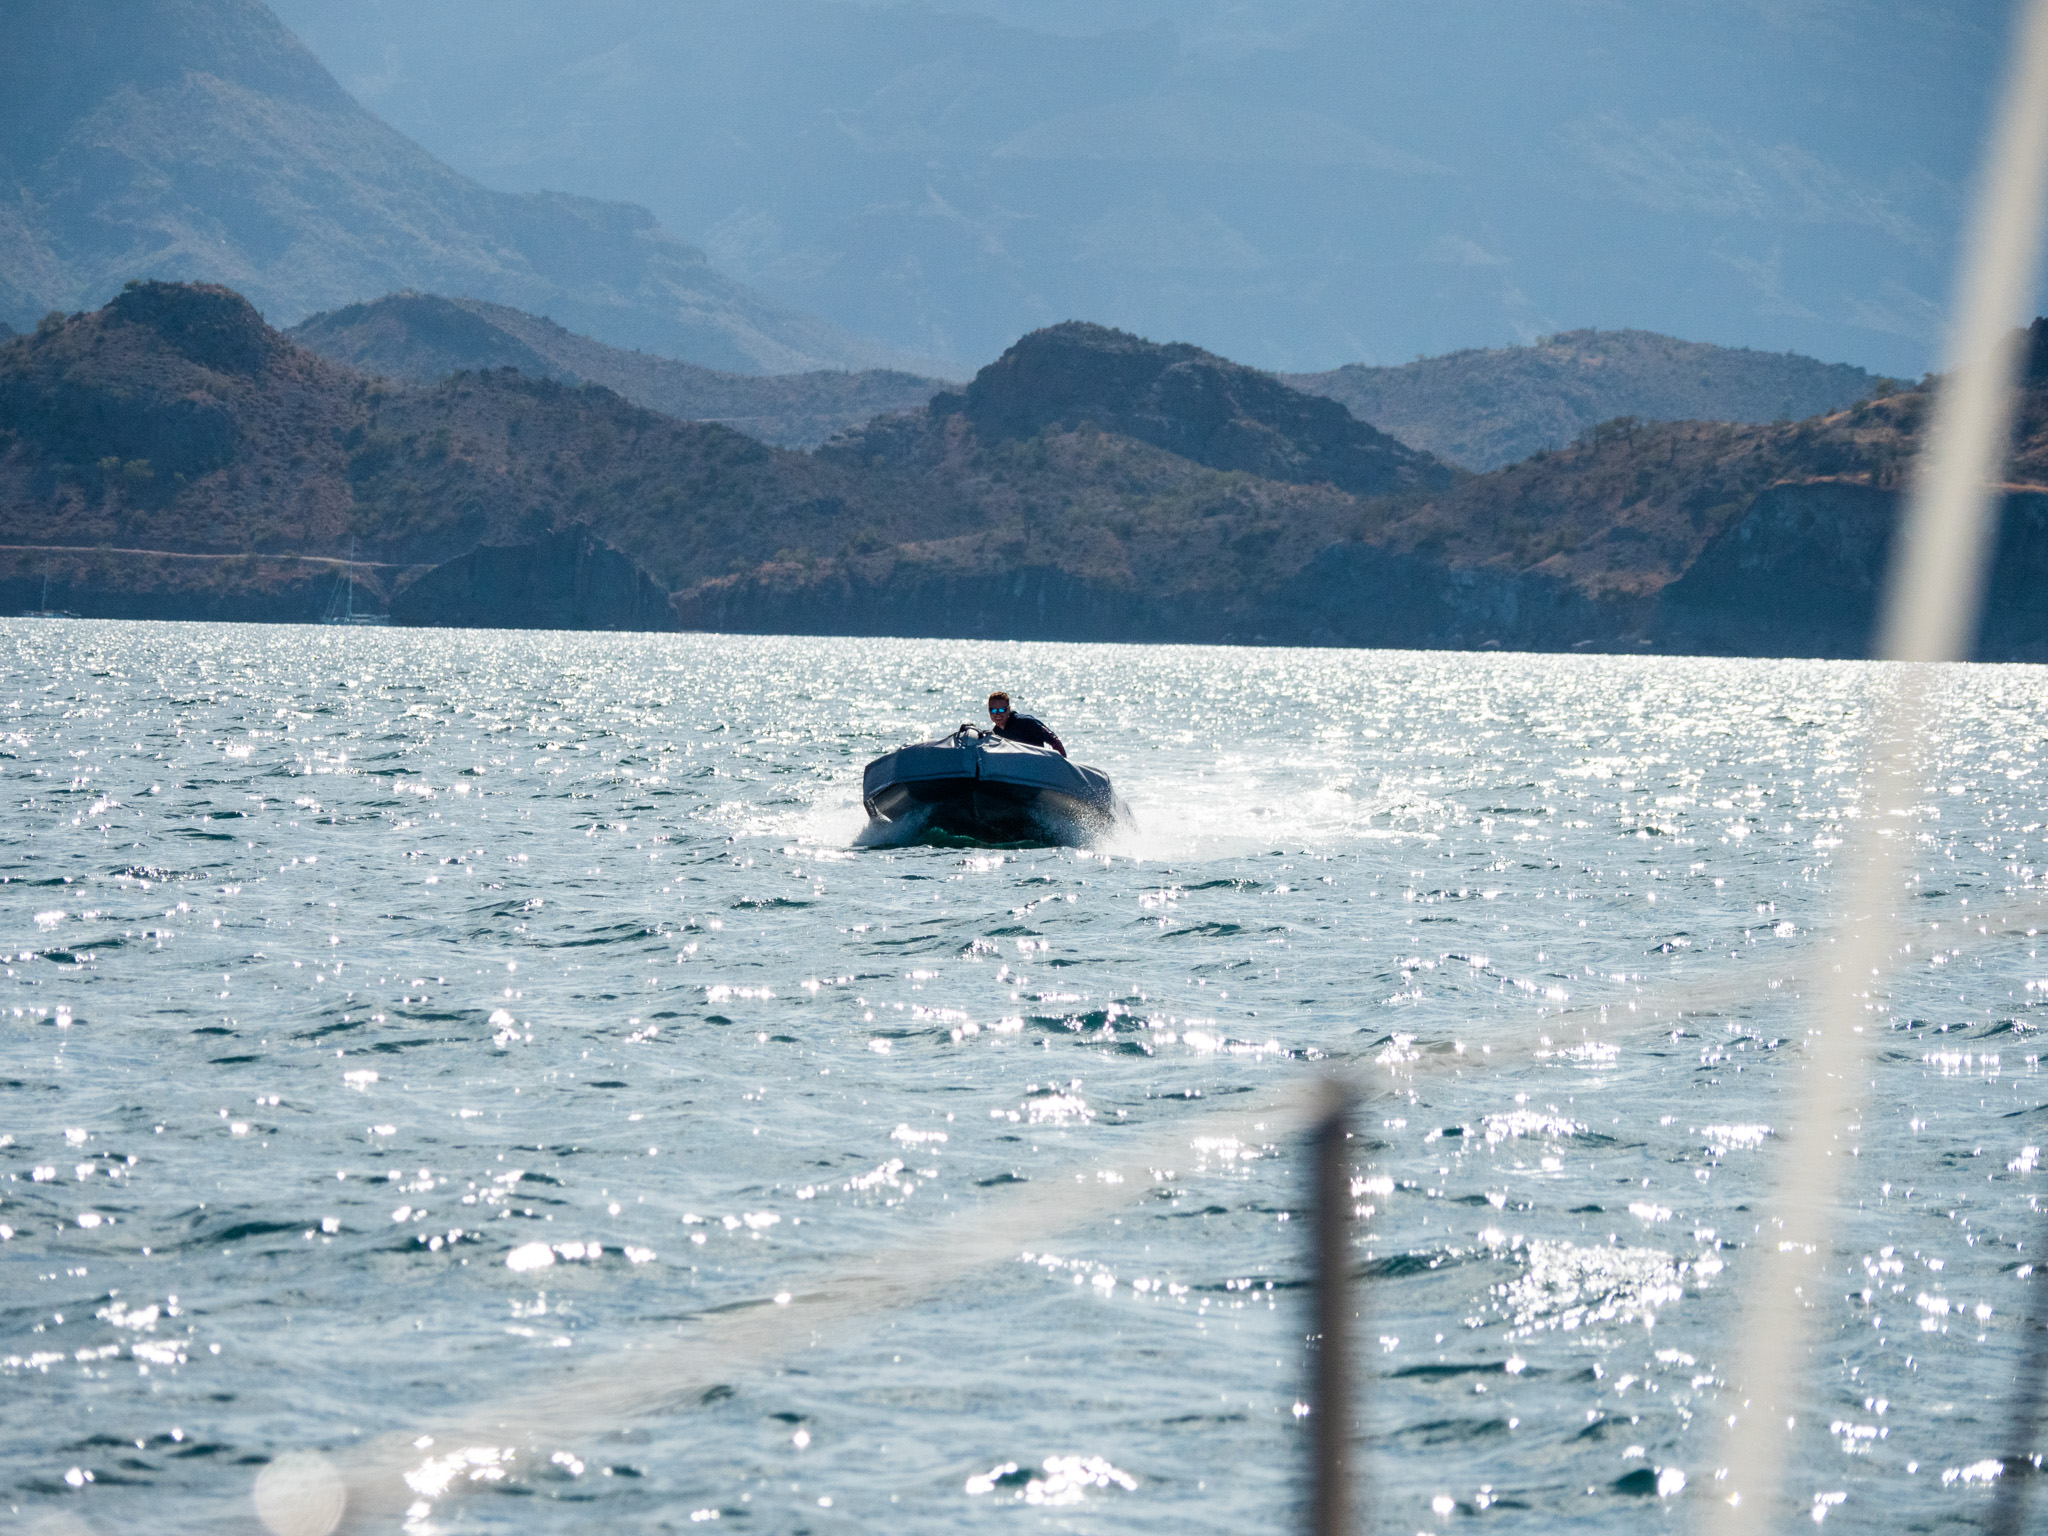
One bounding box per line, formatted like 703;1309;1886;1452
322;541;390;625
25;572;77;620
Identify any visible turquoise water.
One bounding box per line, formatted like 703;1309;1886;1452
2;621;2045;1533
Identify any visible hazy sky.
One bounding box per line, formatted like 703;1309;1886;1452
270;0;2035;376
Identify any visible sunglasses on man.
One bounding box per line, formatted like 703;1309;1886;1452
988;703;1011;717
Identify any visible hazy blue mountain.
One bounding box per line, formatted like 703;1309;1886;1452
288;293;949;448
289;296;563;384
271;0;2024;379
0;0;921;373
1287;329;1884;472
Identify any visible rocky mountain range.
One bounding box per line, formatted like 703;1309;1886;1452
0;0;915;374
285;294;948;450
3;282;2044;659
0;285;1384;632
281;288;1889;471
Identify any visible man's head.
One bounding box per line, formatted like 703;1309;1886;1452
987;691;1011;723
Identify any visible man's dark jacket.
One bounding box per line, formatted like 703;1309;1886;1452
994;713;1065;757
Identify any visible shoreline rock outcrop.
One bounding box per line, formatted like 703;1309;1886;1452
1660;479;2048;660
391;527;677;632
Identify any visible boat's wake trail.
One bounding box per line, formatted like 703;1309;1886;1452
852;802;939;849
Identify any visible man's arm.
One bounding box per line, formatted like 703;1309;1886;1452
1023;716;1065;756
1005;714;1067;756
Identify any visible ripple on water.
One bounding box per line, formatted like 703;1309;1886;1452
1;627;2045;1531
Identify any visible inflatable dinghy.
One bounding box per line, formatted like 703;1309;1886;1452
862;726;1129;844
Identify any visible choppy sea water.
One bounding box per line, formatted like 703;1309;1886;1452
2;620;2045;1535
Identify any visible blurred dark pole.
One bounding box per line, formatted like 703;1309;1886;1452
1986;1259;2048;1536
1311;1081;1355;1536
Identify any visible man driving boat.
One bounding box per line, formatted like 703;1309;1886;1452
987;692;1065;757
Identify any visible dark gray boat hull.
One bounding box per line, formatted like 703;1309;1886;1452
862;729;1127;844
